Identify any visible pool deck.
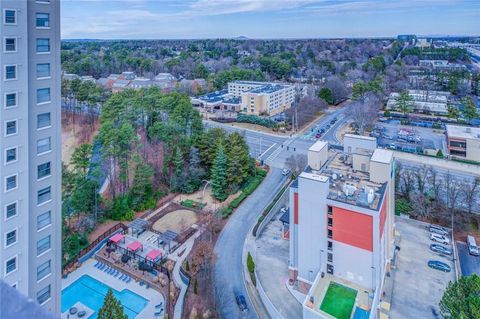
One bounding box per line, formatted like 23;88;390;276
62;258;165;319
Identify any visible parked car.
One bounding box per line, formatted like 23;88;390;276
430;233;450;245
467;235;479;256
330;119;336;124
319;128;326;134
282;169;290;176
388;143;396;149
430;244;452;255
315;133;322;138
429;225;449;236
235;293;248;312
428;260;451;272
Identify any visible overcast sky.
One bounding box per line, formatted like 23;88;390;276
61;0;480;39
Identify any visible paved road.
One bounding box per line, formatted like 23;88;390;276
214;168;287;319
457;242;480;276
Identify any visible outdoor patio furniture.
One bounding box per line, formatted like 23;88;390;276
154;309;163;317
69;307;78;315
77;311;86;318
155;302;163;309
126;277;131;283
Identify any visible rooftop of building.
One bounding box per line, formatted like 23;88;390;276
303;149;387;211
304;273;371;319
246;84;290;95
446;124;480;140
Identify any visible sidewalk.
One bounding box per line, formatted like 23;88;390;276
170;229;203;319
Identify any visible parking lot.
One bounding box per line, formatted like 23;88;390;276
374;120;446;154
390;218;456;319
457;242;480;276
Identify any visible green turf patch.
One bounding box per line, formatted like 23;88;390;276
319;282;357;319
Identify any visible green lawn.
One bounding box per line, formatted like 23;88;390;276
320;282;358;319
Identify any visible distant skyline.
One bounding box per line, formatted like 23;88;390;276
61;0;480;39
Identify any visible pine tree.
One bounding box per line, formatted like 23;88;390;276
211;144;229;201
395;91;414;114
440;274;480;319
97;289;127;319
227;133;251;188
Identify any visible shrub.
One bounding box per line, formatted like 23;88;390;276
436;149;444;157
230;193;247;209
236;114;278;128
395;198;412;216
247;252;255;273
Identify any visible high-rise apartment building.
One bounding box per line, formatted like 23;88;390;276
288;136;395;319
0;0;61;315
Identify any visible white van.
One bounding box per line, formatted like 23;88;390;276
467;235;479;256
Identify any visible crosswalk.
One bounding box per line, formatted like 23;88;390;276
265;137;296;164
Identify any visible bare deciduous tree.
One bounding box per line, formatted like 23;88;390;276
285;154;308;177
463;178;479;214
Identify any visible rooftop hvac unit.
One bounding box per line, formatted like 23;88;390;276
342;184;357;196
367;188;375;204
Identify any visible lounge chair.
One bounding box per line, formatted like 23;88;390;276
139;281;144;286
154;310;163;317
114;271;119;277
155;302;163;309
98;263;105;270
77;310;86;318
94;261;99;267
126;277;131;283
119;274;125;280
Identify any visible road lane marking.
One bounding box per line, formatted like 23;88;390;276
259;143;277;160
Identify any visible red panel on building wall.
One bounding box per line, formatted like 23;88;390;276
379;192;387;238
294;192;299;225
332;206;373;251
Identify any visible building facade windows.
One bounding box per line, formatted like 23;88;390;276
5;119;17;136
327;252;333;263
37;162;51;179
5;147;17;163
37;186;51;205
37;210;51;230
36;38;50;53
5;202;17;220
36;13;50;28
37;112;51;129
4;9;16;24
37;285;51;305
5;229;17;247
37;260;51;281
5;92;17;108
4;37;16;52
4;65;17;80
36;88;51;104
36;63;50;78
327;241;333;251
37;137;51;154
5;256;17;275
327;264;334;275
37;235;51;256
327;228;333;239
5;174;17;191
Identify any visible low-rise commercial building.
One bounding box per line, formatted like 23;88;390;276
446;125;480;162
288;136;395;319
191;89;241;112
386;89;452;115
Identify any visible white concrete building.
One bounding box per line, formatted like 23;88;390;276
289;137;395;319
0;0;61;315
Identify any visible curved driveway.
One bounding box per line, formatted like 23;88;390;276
214;168;286;319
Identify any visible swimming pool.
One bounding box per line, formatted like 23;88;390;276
62;274;148;319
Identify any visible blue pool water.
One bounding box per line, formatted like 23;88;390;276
62;274;148;319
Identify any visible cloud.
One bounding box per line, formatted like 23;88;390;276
187;0;324;15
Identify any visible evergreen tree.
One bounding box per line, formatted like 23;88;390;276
318;87;334;104
227;133;251;189
440;274;480;319
71;143;92;177
211;144;229;201
97;289;127;319
395;90;414;114
462;97;479;121
129;161;154;210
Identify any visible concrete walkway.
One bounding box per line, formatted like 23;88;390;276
171;228;203;319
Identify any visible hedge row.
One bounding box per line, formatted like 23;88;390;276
236;114;278;129
220;169;267;219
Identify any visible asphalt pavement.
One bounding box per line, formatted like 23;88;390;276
214;168;287;319
456;242;480;276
